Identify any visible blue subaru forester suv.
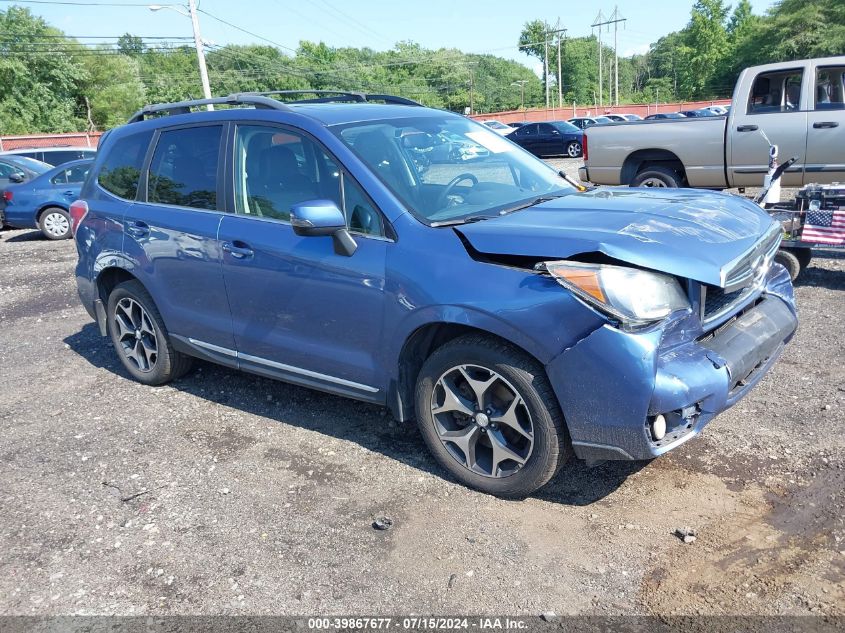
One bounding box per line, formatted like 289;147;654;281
72;91;798;497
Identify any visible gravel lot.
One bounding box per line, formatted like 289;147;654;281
1;159;843;618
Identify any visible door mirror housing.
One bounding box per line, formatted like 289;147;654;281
290;199;357;256
9;172;25;183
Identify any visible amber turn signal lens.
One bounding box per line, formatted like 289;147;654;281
552;267;606;303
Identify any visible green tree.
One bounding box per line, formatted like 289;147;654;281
77;50;146;129
681;0;730;98
0;7;86;133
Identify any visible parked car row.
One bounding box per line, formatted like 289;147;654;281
0;158;93;239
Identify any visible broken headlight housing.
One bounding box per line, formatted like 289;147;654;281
536;261;690;328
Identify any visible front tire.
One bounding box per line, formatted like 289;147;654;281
39;207;71;240
414;334;571;498
107;280;193;385
774;249;802;281
631;165;683;188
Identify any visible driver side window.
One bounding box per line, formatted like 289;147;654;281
233;124;385;237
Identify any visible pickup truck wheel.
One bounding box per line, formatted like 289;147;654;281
566;141;582;158
631;165;682;188
414;334;572;498
774;249;802;281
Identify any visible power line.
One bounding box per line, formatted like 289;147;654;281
0;0;176;5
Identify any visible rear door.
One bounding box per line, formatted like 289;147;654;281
121;123;235;357
727;64;809;187
218;122;388;399
805;62;845;182
536;123;559;156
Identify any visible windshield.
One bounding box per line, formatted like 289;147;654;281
4;154;51;174
594;116;612;124
333;115;573;225
484;121;509;130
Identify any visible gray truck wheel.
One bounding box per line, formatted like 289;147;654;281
631;165;683;188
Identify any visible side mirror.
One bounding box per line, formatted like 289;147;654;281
551;129;560;135
290;199;357;257
9;172;25;183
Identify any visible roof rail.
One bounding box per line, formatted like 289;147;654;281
127;94;292;123
241;90;422;107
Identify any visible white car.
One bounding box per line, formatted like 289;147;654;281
480;120;516;135
703;105;729;115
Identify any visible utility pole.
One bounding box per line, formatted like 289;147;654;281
557;32;564;108
149;0;213;110
544;36;549;109
469;66;474;115
592;9;626;108
511;80;528;117
592;11;604;108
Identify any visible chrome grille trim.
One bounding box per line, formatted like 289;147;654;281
720;224;782;293
701;226;781;328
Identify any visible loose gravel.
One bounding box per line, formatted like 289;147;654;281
0;161;843;616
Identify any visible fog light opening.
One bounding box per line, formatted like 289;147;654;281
650;414;667;441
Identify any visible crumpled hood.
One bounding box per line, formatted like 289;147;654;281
455;188;779;287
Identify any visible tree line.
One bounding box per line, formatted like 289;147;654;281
0;0;843;135
521;0;844;106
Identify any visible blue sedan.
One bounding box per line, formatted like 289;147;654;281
506;121;584;158
2;159;92;239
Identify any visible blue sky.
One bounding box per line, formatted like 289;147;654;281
12;0;776;68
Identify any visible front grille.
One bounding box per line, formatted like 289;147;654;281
702;285;745;319
721;225;781;292
700;225;781;327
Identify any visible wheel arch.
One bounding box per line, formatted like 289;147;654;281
95;265;144;306
35;203;69;223
389;319;555;423
621;148;686;185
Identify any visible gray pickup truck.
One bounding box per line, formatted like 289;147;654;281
579;56;845;189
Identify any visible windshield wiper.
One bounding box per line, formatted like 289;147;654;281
498;194;565;216
430;215;493;227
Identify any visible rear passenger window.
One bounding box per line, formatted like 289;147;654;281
148;126;221;210
98;130;154;200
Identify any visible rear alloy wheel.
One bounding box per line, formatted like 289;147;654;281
39;207;71;240
107;280;192;385
415;334;571;497
631;165;683;188
566;141;582;158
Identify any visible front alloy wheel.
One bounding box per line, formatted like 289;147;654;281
415;334;571;497
431;364;534;478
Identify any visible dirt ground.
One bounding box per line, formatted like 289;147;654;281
1;161;843;618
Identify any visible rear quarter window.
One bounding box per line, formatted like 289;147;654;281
97;130;154;200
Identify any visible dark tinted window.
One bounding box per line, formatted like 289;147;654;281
98;130;154;200
537;123;555;134
515;124;536;136
148;126;221;210
43;150;84;166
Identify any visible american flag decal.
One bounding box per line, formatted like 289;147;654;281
802;206;845;245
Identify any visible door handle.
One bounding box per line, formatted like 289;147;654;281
125;220;149;238
222;240;254;259
813;121;839;129
737;124;758;132
63;190;75;197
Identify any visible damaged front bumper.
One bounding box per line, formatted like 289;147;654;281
546;264;797;462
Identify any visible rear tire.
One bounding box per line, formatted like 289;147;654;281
775;249;802;281
566;141;582;158
39;207;71;240
414;334;571;498
107;280;193;385
631;165;683;188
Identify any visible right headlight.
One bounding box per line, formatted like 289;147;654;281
536;260;691;328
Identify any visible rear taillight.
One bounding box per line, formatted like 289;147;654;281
69;200;88;236
2;190;12;202
582;133;588;161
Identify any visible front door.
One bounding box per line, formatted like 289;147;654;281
219;123;389;400
122;123;236;357
805;62;845;183
727;64;809;187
